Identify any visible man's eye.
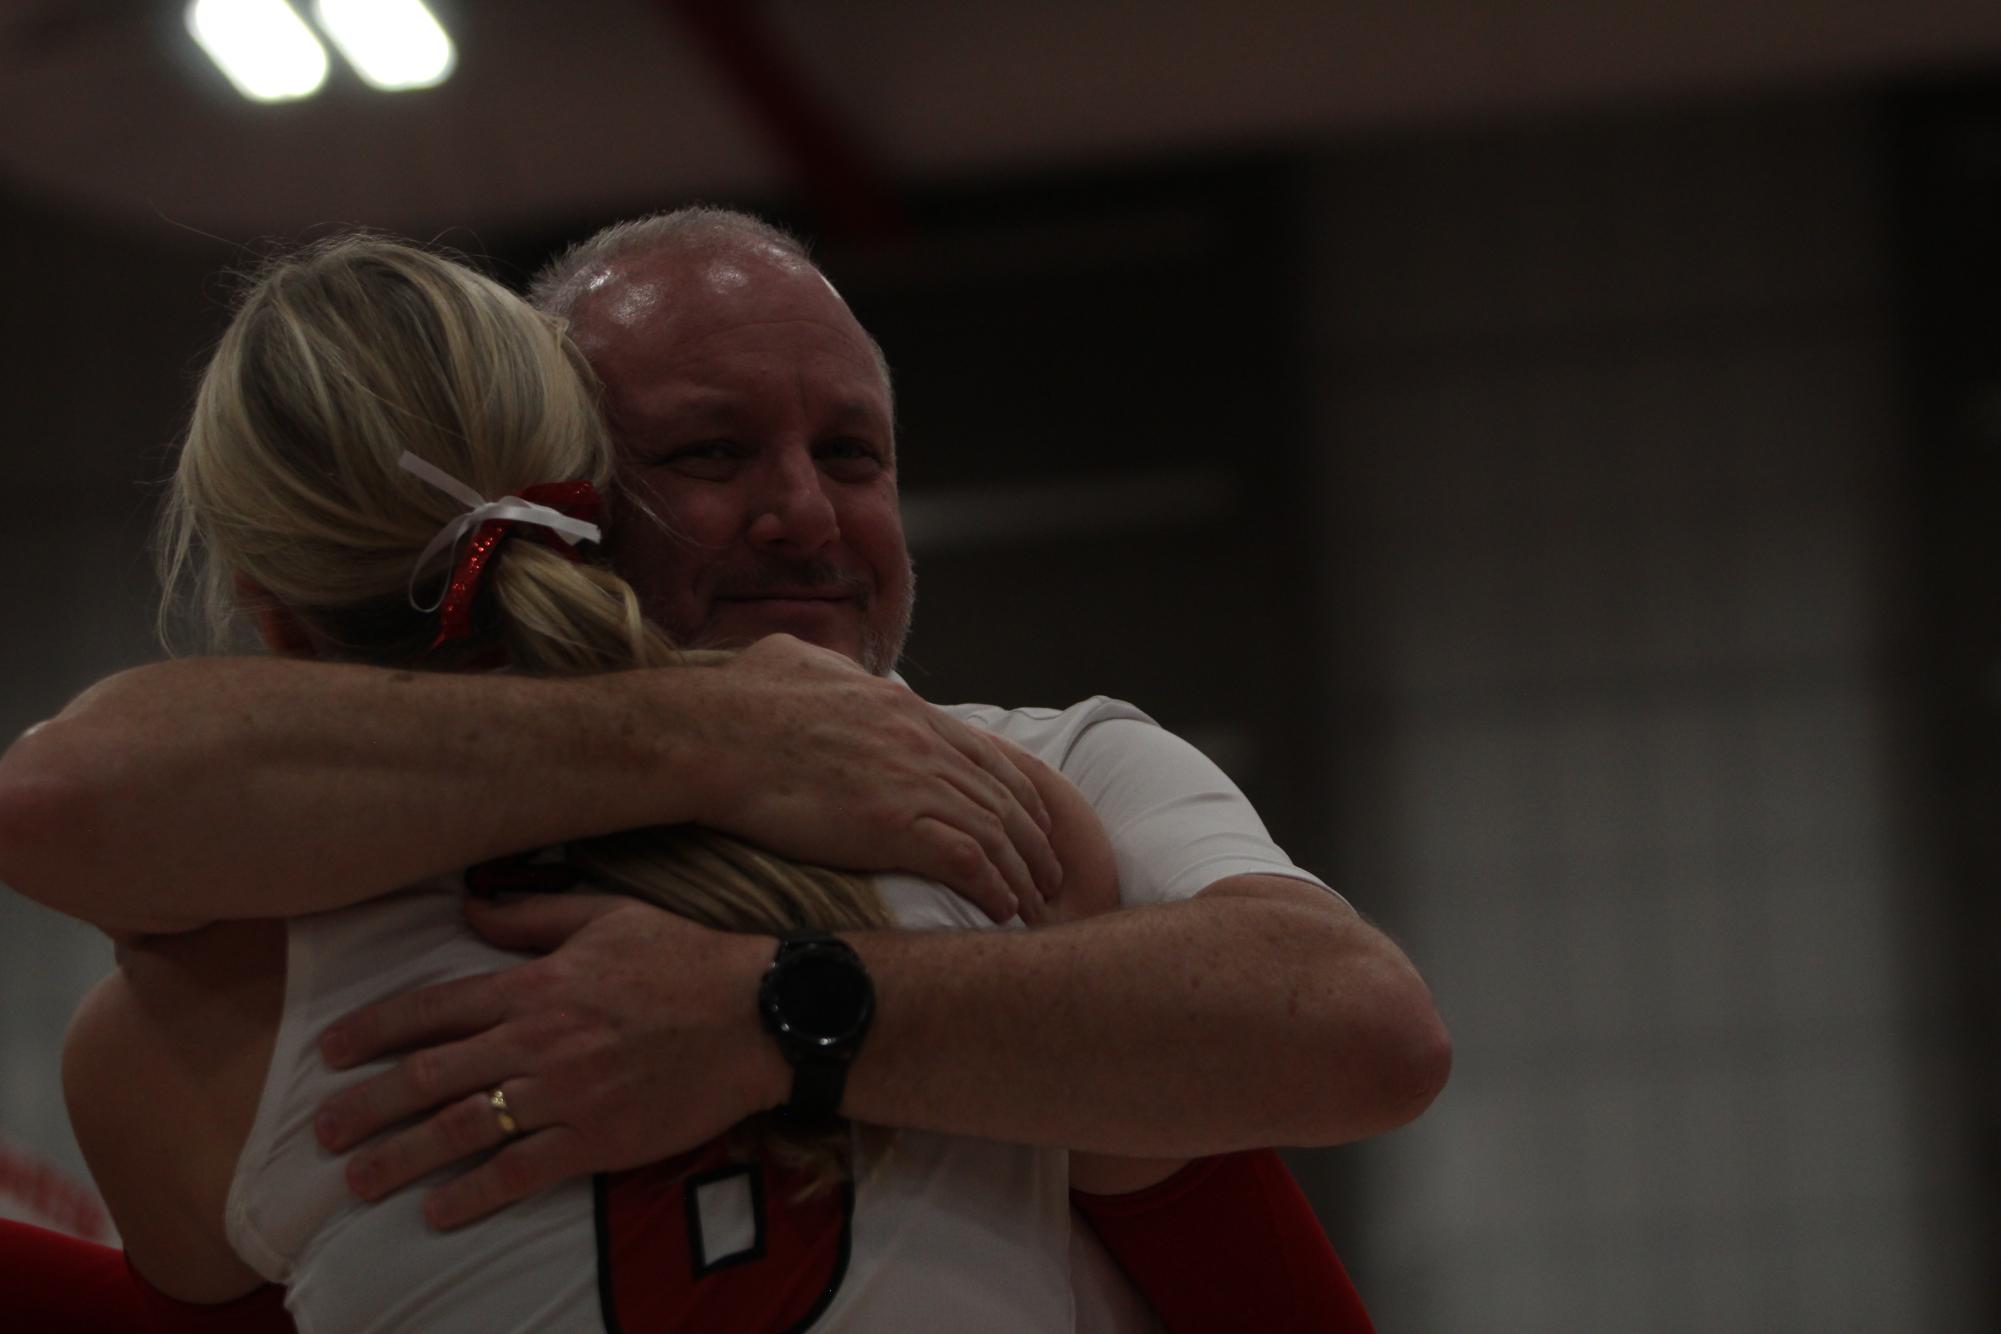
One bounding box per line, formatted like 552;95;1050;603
819;438;882;466
661;441;738;465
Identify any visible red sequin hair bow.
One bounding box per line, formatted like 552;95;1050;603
398;451;605;654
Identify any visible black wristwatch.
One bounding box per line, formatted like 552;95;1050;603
758;929;875;1125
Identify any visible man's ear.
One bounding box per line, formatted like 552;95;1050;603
233;574;318;658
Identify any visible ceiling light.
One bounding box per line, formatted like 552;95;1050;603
186;0;329;102
311;0;456;92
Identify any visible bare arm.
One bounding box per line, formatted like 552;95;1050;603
62;920;287;1303
843;875;1447;1155
0;636;1058;934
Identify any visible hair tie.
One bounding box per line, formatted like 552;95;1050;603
398;451;605;653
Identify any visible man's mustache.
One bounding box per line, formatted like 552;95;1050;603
711;562;872;604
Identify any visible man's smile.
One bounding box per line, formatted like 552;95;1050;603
703;592;868;652
715;591;855;603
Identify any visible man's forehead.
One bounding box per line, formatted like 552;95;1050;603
574;262;665;331
578;243;827;320
575;251;882;391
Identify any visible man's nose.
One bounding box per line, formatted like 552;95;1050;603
746;451;838;553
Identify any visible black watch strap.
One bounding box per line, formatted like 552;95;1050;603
761;930;873;1126
784;1050;849;1127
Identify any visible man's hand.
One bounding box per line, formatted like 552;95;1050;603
692;636;1061;923
312;894;784;1230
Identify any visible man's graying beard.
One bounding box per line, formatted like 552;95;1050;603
864;553;915;677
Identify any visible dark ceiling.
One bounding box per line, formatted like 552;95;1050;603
8;0;2001;241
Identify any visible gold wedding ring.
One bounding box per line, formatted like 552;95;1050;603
488;1087;521;1138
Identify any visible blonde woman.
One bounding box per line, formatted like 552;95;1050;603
51;236;1369;1332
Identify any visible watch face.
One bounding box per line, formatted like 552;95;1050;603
772;951;872;1046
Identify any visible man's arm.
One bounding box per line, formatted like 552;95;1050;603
845;874;1448;1153
0;636;1059;933
310;878;1448;1228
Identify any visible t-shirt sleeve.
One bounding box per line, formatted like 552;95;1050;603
1058;711;1339;909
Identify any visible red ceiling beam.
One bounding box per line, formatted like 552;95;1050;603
656;0;909;243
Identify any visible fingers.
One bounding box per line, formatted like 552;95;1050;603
965;786;1050;925
423;1124;588;1231
711;642;1067;918
936;716;1054;839
345;1079;536;1203
927;721;1063;910
316;1026;519;1153
938;797;1043;925
462;891;632;951
319;971;511;1071
908;817;1021;925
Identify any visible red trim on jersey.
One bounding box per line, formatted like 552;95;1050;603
11;1149;1366;1333
1073;1149;1376;1334
1;1218;147;1331
0;1219;294;1334
597;1140;851;1332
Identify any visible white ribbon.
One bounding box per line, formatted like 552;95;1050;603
398;451;603;613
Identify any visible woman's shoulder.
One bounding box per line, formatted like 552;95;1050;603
66;919;287;1106
64;920;286;1302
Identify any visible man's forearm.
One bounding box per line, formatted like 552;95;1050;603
838;877;1452;1156
0;658;693;933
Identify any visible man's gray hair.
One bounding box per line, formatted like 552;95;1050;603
528;205;894;409
528;206;812;321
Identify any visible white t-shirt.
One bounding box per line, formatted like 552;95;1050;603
940;695;1334;908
